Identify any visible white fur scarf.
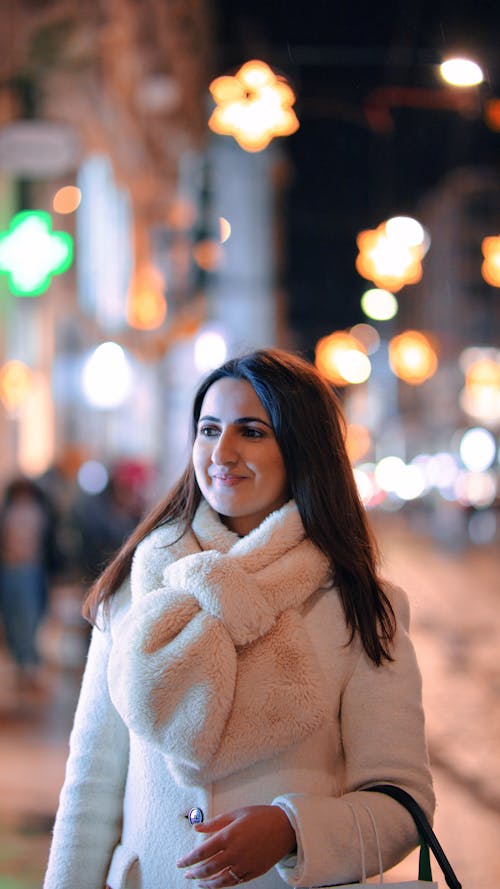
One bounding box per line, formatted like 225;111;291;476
108;499;332;786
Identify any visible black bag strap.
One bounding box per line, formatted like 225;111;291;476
365;784;462;889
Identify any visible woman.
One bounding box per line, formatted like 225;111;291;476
44;348;434;889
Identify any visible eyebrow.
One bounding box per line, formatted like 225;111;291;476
199;414;273;429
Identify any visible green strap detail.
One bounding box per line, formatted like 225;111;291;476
418;837;433;882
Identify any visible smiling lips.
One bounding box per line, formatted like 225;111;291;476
211;473;246;486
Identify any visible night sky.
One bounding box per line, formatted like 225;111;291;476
212;1;500;352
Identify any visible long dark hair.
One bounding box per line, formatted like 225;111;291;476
83;348;395;664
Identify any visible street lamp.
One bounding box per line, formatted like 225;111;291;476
439;58;484;87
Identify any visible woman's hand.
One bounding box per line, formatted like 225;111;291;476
176;804;296;886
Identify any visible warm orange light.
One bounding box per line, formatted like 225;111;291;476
481;235;500;286
219;217;231;243
18;372;54;476
388;331;438;384
53;185;82;214
484;98;500;132
208;60;299;152
315;331;369;386
126;265;167;330
345;423;372;463
465;358;500;389
355;222;425;291
459;348;500;424
0;359;34;410
192;239;223;272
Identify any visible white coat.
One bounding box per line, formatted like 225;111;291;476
43;503;434;889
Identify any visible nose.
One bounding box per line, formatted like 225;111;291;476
211;428;238;465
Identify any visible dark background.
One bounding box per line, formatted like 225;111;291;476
212;1;500;350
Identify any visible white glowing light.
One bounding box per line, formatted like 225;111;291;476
336;350;371;384
394;464;427;501
459;427;496;472
194;331;228;373
361;288;398;321
82;342;133;409
374;456;406;492
353;468;375;505
78;460;109;494
440;58;484;87
353;464;385;509
385;216;425;247
459;385;500;425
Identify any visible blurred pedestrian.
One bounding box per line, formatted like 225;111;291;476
44;348;434;889
0;476;61;690
73;459;149;584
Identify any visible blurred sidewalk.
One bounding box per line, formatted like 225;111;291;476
373;512;500;888
0;516;499;888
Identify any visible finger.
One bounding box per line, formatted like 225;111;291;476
182;852;229;881
196;865;248;888
177;838;227;869
194;813;235;833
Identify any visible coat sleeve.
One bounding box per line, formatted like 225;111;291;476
43;590;130;889
272;585;435;887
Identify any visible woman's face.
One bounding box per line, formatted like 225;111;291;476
192;377;289;536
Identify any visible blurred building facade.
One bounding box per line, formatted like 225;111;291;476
0;1;290;495
398;165;500;450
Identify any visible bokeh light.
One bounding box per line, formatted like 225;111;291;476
353;463;385;509
345;423;372;463
388;330;438;384
393;463;428;501
194;330;228;373
385;216;426;248
0;359;33;410
82;342;133;409
208;60;299;152
459;427;496;472
374;456;406;492
53;185;82;214
315;331;370;386
481;235;500;287
192;239;223;272
439;57;484;87
360;288;398;321
126;264;167;330
421;452;460;489
77;460;109;494
455;470;497;508
219;217;232;243
350;323;380;354
355;220;426;291
0;210;73;296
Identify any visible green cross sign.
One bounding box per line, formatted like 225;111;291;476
0;210;74;296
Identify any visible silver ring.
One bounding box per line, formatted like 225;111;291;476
228;867;243;884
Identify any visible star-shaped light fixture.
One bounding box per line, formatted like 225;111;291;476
208;60;299;152
0;210;73;296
